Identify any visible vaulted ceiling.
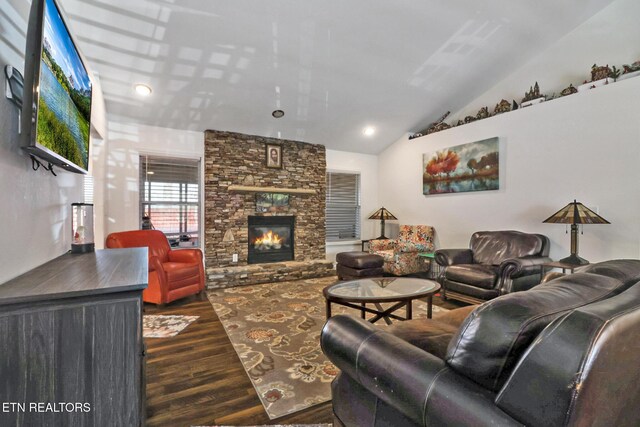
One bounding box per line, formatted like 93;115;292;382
59;0;616;153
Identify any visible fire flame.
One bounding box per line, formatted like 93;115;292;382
254;230;283;247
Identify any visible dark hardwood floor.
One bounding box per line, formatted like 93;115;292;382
144;284;466;427
144;293;334;426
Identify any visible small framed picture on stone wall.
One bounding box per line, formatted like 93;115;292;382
265;144;283;169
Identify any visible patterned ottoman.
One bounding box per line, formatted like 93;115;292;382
336;251;384;280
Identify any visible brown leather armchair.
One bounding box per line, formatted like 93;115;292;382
106;230;205;306
435;230;551;304
322;259;640;427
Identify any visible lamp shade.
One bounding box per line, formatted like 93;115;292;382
542;200;610;225
368;207;397;240
368;207;397;221
543;199;610;265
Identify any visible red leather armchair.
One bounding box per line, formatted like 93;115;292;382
106;230;205;305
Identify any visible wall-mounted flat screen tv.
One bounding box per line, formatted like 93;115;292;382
22;0;92;174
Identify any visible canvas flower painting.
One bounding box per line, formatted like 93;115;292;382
423;137;499;195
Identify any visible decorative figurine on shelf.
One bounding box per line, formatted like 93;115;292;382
512;100;519;110
423;111;451;135
409;111;451;139
521;82;546;107
426;122;451;134
522;82;541;103
560;84;578;97
456;119;464;126
622;60;640;74
464;115;476;124
590;64;613;81
476;106;490;120
433;111;451;124
493;99;511;115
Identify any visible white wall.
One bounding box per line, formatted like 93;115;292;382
378;76;640;262
452;0;640;121
101;122;204;240
91;134;108;248
89;71;108;248
325;149;379;261
376;0;640;263
0;0;107;284
101;131;373;260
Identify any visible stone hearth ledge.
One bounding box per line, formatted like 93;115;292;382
206;259;335;289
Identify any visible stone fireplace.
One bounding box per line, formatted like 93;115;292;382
248;216;295;264
204;130;333;288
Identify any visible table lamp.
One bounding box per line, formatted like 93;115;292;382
368;207;397;239
543;199;610;265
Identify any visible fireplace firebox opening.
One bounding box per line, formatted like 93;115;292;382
248;216;295;264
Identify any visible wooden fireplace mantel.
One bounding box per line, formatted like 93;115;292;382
227;185;317;195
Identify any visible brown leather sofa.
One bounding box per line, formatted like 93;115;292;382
106;230;205;305
321;259;640;427
435;230;551;304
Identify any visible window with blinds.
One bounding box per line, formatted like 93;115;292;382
83;175;94;204
139;155;201;247
326;172;361;242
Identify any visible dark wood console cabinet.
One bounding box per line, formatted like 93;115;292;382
0;248;148;426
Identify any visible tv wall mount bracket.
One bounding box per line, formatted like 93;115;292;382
5;65;56;176
5;65;24;133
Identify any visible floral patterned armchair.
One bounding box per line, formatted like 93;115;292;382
369;225;435;276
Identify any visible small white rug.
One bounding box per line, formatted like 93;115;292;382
143;315;199;338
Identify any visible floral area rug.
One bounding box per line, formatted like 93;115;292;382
199;424;332;427
143;315;199;338
207;276;447;419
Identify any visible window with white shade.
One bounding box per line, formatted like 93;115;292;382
83;174;94;204
139;155;201;247
326;172;361;242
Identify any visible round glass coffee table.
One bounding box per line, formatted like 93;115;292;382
323;277;441;324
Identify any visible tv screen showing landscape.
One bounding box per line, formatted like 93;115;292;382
37;0;91;171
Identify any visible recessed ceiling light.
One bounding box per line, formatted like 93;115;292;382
135;84;152;96
272;109;285;118
363;126;375;136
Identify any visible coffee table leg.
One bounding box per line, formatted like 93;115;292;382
406;301;412;320
361;302;366;319
427;295;433;319
326;300;332;319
